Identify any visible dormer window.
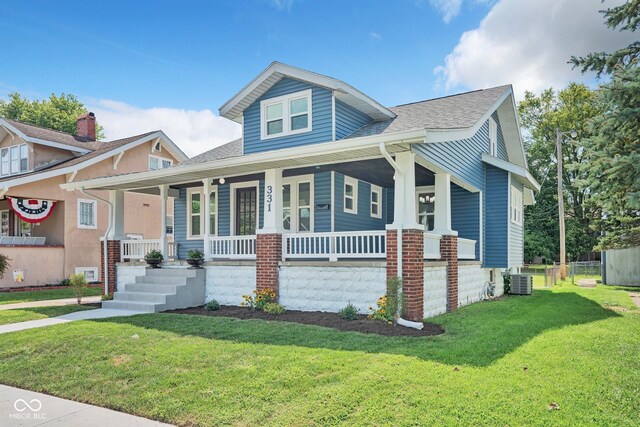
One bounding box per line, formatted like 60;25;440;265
1;143;29;176
260;89;312;140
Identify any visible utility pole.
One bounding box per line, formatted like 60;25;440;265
556;128;567;280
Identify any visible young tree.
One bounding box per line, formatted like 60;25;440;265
571;0;640;249
0;92;104;139
518;84;603;261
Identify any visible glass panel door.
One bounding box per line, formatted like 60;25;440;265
0;211;9;236
417;192;435;231
235;187;257;235
282;184;291;231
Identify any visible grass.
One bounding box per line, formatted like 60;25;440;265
0;286;102;305
0;305;97;325
0;286;638;426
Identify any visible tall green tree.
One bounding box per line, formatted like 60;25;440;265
571;0;640;249
518;84;604;261
0;92;104;139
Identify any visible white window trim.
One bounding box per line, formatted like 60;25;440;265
415;185;436;231
149;154;173;171
489;117;498;157
1;143;29;176
283;174;315;233
77;199;97;229
166;214;174;236
260;89;313;140
343;176;358;215
75;267;98;281
230;181;260;236
510;185;523;225
126;233;143;240
370;185;382;219
187;186;218;240
152;140;162;153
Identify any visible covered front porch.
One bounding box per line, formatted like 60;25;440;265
116;152;479;263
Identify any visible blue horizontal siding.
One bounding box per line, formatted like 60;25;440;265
314;171;332;232
413;121;490;191
333;172;387;232
484;164;508;267
218;184;230;236
451;184;480;260
335;99;372;139
243;78;333;154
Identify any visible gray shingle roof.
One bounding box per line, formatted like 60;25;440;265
345;85;510;139
181;138;243;165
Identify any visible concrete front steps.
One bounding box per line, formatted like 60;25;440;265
102;268;205;313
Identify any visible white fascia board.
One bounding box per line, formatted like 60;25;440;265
0;120;92;154
154;130;189;162
482;153;541;192
219;62;395;122
1;132;165;190
61;128;427;191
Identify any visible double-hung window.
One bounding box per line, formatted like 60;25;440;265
282;175;314;232
78;199;97;229
344;176;358;214
0;144;28;176
260;89;312;139
371;185;382;219
417;189;436;231
510;186;523;225
187;188;217;239
149;155;173;171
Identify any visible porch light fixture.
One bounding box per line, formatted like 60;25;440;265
219;178;225;185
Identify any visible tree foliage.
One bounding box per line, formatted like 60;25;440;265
570;0;640;77
571;0;640;249
518;84;604;261
0;92;104;139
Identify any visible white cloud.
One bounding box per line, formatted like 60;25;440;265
434;0;637;98
88;99;241;158
269;0;295;11
369;31;382;41
428;0;463;23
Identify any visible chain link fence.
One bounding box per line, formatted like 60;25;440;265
521;262;601;287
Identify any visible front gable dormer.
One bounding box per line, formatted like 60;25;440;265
219;62;395;155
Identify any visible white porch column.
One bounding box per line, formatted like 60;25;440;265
433;172;455;235
159;185;168;257
259;168;283;234
392;151;422;230
202;179;212;259
107;189;126;240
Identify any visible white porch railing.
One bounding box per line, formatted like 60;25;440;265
209;235;256;259
423;233;442;259
283;231;386;261
0;236;46;246
458;238;477;259
120;239;176;261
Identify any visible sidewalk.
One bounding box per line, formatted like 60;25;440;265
0;308;144;334
0;296;102;311
0;384;172;426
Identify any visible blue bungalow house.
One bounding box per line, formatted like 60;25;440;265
64;62;539;321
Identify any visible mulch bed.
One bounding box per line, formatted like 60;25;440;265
165;305;445;337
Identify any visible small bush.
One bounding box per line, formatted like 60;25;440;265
503;269;511;294
0;254;10;279
369;277;403;323
187;249;205;260
241;289;276;310
69;273;88;304
205;299;220;311
338;303;359;320
145;250;163;260
58;278;72;287
101;293;114;301
263;302;285;315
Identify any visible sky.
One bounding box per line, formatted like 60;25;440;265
0;0;634;157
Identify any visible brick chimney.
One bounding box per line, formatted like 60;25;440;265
76;112;96;141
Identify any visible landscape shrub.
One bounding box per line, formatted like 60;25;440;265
338;303;359;320
241;289;276;310
263;302;285;315
205;299;220;311
69;273;87;304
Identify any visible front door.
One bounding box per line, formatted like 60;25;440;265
235;187;257;235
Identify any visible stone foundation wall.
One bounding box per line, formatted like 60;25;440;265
424;264;448;318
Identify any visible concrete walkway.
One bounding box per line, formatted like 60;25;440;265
0;297;102;311
629;292;640;308
0;384;172;426
0;308;144;335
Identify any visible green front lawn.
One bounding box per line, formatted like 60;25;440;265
0;286;103;305
0;305;97;325
0;286;638;426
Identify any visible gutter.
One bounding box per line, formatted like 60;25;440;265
79;188;113;296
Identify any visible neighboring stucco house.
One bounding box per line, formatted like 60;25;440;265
0;113;187;288
65;62;540;321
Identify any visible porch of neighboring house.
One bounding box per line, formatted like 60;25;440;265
109;151;489;320
0;197;65;288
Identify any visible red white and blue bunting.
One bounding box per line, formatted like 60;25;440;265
7;197;57;224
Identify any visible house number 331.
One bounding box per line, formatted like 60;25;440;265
266;185;273;212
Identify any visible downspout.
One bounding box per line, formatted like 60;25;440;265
80;188;113;296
